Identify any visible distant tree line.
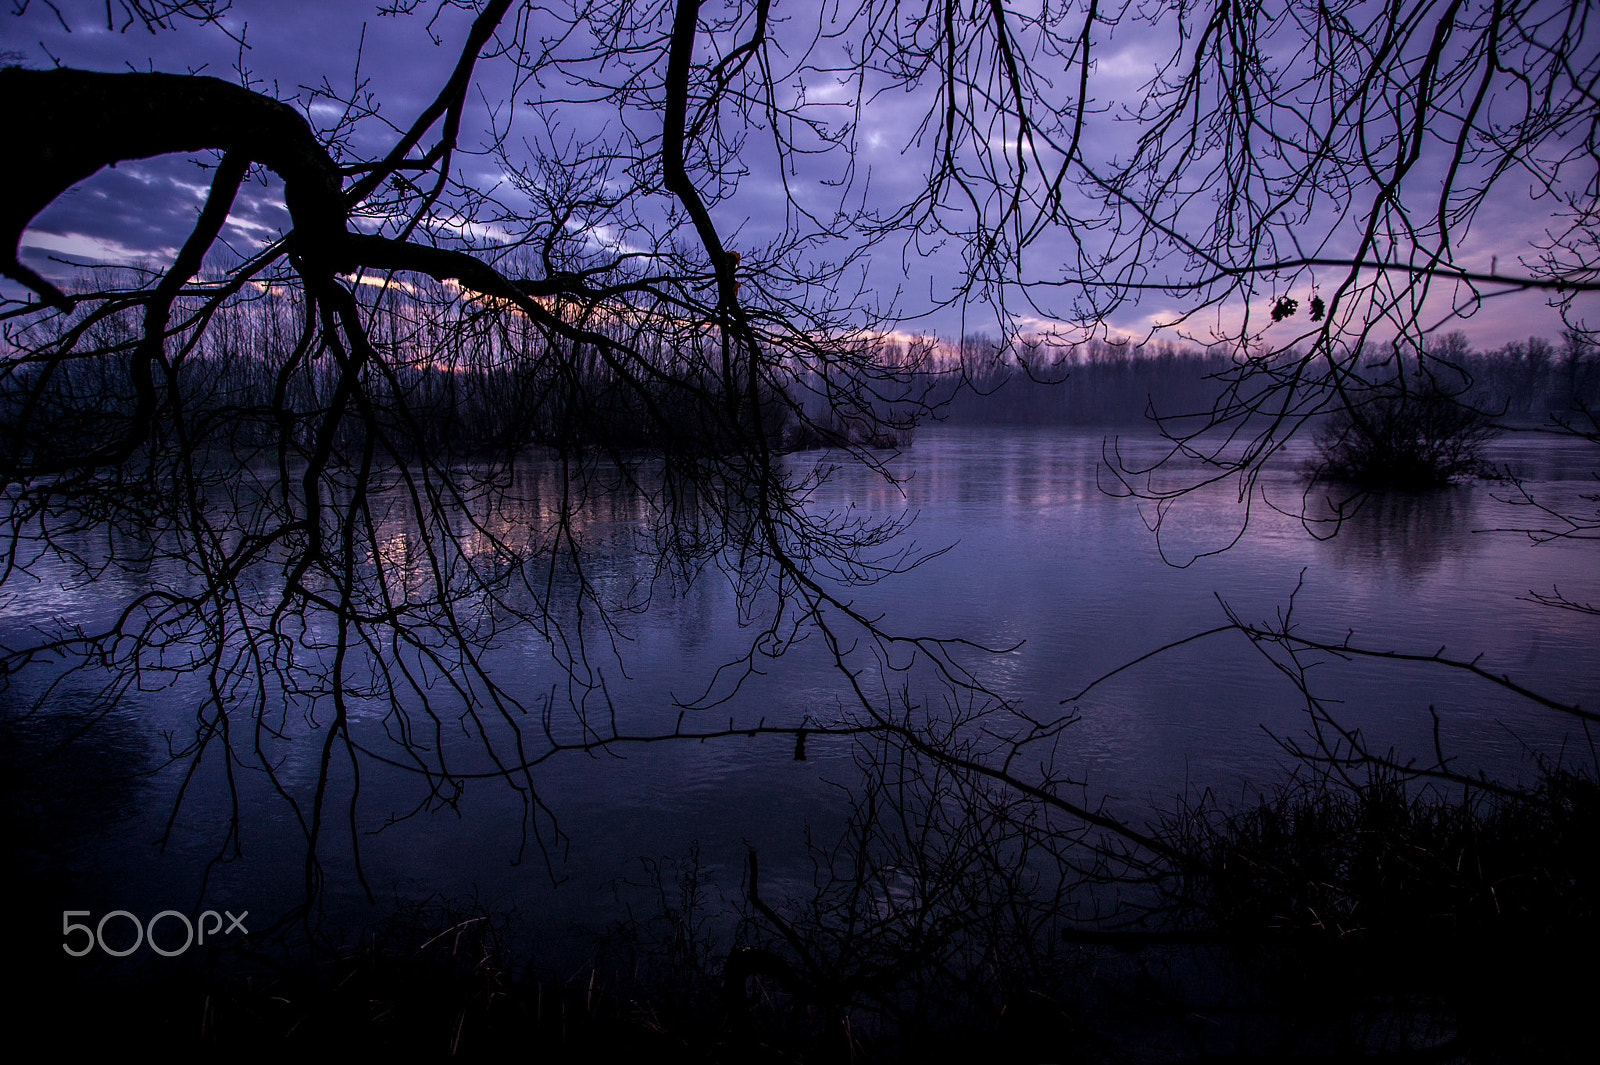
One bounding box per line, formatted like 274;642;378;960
6;281;1593;470
2;273;917;466
933;331;1600;427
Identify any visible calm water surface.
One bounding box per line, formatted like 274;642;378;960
7;426;1597;960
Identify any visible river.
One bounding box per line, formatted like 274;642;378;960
6;424;1597;967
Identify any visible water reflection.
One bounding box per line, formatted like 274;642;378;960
1310;486;1477;578
4;426;1596;965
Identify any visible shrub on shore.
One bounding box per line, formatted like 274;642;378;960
1166;765;1600;1060
1306;382;1500;488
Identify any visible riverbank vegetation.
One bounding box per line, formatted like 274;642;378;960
26;758;1596;1062
936;331;1599;429
6;279;1593;457
1303;379;1502;488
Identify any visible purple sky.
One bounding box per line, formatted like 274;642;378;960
2;1;1591;352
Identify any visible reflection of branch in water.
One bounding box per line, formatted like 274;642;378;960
1065;576;1595;803
1520;587;1600;616
1483;407;1600;544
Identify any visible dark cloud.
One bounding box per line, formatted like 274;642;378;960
4;0;465;106
29;155;207;242
16;151;291;280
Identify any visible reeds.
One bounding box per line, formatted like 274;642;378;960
1160;764;1600;1059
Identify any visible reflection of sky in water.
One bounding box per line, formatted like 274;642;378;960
779;428;1597;799
5;426;1597;958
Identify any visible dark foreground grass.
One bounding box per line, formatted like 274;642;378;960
1163;766;1600;1062
23;900;1087;1063
19;767;1599;1062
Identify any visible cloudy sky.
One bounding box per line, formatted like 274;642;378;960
3;0;1590;351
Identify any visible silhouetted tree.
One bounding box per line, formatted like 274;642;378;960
2;9;1596;1030
1306;379;1500;488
